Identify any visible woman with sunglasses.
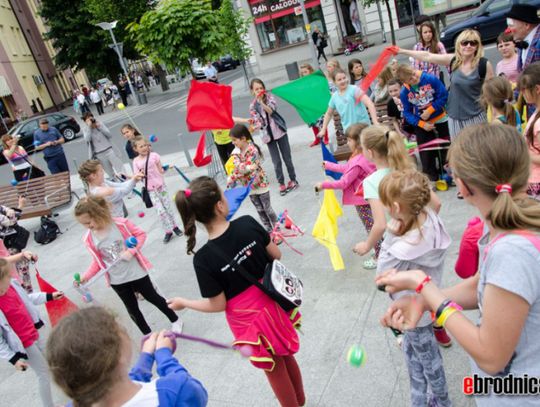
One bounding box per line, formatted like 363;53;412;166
397;29;494;140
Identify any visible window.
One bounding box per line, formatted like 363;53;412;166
487;0;510;13
250;0;326;52
22;120;39;134
394;0;421;28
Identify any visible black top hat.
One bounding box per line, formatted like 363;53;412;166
507;4;540;25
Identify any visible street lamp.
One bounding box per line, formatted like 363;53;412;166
96;20;139;105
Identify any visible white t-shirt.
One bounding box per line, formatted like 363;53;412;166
122;380;159;406
203;65;217;79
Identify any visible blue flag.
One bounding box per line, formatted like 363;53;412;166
225;181;253;221
321;143;342;180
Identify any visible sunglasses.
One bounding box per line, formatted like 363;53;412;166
461;40;479;47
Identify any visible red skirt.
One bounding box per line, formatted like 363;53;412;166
226;285;301;371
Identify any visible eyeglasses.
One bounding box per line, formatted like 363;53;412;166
461;40;479;47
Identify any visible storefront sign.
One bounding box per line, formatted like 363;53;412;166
250;0;321;23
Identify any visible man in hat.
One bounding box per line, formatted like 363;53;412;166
33;117;69;174
506;4;540;72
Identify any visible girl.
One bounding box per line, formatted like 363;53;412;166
325;59;345;148
299;63;329;147
377;169;452;406
377;124;540;406
248;79;299;196
318;68;379;140
315;123;377;266
46;307;208;407
348;58;368;86
482;76;520;130
519;63;540;200
495;31;519;84
1;134;45;181
353;125;416;269
169;177;305;407
74;196;182;335
121;124;140;160
411;21;447;79
78;159;143;218
370;65;394;104
132;136;183;243
228;124;279;233
398;29;494;139
0;258;63;407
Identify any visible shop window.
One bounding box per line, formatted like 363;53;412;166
250;0;326;52
394;0;421;28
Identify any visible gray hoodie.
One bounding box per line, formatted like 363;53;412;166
377;208;451;327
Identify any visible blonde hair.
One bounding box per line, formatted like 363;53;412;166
78;159;101;183
452;29;484;71
449;124;540;231
396;64;415;84
74;196;113;227
0;259;10;280
481;76;516;127
299;63;315;75
378;65;395;88
1;134;13;149
361;125;414;171
379;170;432;236
327;59;341;70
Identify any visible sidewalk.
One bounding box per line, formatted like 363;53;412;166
3;124;477;406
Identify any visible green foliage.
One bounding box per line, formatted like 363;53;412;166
128;0;227;74
219;0;253;61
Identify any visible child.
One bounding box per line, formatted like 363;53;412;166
495;31;519;84
319;68;379;139
412;21;447;79
78;159;143;218
74;196;182;335
170;177;305;407
132;136;183;243
386;79;415;139
46;307;208;407
377;124;540;406
315;123;377;268
121;123;140;160
228;124;279;233
370;65;394;104
518;63;540;200
299;63;329;147
377;169;452;407
482;76;520;130
211;129;234;166
0;258;63;407
348;58;368;86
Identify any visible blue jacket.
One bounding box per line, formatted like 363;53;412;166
400;71;448;129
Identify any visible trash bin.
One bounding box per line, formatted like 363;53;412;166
285;62;300;81
137;92;148;104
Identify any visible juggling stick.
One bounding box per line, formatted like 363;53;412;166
117;103;142;133
173;165;191;183
270;210;304;255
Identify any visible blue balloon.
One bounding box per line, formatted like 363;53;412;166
125;236;138;248
162;164;170;171
10;179;18;186
149;134;158;143
33;140;41;147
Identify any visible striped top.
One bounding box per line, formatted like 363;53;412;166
4;147;31;171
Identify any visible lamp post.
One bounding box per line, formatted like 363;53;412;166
96;21;139;105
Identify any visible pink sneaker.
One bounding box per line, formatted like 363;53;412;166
279;184;287;196
286;180;299;192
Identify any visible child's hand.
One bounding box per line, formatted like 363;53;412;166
314;182;323;192
317;129;326;139
353;241;370;256
322;161;326;169
420;110;431;121
52;291;64;300
423;122;435;131
73;278;87;287
14;360;28;371
156;330;174;351
120;250;134;262
21;251;36;262
18;196;26;209
141;332;158;354
167;297;186;311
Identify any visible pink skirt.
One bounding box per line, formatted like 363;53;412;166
226;285;301;371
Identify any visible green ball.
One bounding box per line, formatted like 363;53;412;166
347;345;366;368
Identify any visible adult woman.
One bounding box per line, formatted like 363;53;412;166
411;21;447;79
1;134;45;181
377;124;540;406
398;29;494;139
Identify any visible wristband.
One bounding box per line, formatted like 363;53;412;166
435;299;451;320
415;275;432;294
437;307;458;327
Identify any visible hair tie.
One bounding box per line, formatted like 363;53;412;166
184;189;192;198
495;184;512;194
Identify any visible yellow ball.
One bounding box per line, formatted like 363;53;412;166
117;103;125;110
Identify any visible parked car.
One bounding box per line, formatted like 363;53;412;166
440;0;540;51
0;113;80;164
191;59;207;80
213;55;240;72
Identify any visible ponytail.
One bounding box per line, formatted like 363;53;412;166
386;130;413;171
503;102;517;128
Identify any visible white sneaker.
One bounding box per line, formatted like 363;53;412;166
171;320;183;334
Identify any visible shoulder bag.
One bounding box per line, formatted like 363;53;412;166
140;154;154;208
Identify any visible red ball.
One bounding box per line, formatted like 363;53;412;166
138;211;145;218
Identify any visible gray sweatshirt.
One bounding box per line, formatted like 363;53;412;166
83;121;113;157
90;178;136;218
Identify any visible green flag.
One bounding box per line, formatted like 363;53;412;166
272;70;331;126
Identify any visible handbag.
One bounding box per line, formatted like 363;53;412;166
208;241;303;311
3;223;30;251
141;154;153;208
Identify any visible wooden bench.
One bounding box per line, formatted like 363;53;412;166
0;172;77;219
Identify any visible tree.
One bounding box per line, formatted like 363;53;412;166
128;0;227;75
361;0;397;45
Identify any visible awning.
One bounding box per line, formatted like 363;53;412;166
0;76;12;97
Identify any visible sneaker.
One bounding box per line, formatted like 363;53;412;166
362;257;377;270
171;320;183;334
433;325;452;347
163;232;173;244
279;184;287;196
173;227;183;237
286;180;299;192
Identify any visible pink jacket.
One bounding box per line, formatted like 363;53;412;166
82;218;152;285
454;217;484;279
321;154;376;206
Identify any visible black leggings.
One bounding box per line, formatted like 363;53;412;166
111;275;177;334
317;47;327;62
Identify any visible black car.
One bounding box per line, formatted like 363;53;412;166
440;0;540;51
213;55;240;72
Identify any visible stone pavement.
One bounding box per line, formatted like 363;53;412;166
1;123;478;406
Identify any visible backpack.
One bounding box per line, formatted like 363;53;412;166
449;56;487;82
34;216;61;245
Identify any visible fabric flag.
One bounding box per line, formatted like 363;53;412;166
312;190;345;271
225;180;254;221
186;80;234;131
321;142;342;180
193;132;212;167
357;45;399;102
272;70;331;125
36;270;78;327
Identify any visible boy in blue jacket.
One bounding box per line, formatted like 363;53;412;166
397;64;450;181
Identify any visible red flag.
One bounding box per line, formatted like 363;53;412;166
36;270;78;327
193;132;212;167
186;80;234;131
357;45;399;101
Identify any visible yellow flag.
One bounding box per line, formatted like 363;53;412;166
311;190;345;271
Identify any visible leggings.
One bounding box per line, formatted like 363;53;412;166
149;185;178;233
249;191;278;231
527;182;540;201
111;275;178;334
26;335;54;407
355;204;382;258
264;355;305;407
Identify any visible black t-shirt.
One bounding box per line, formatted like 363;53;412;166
193;216;271;300
387;98;401;120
